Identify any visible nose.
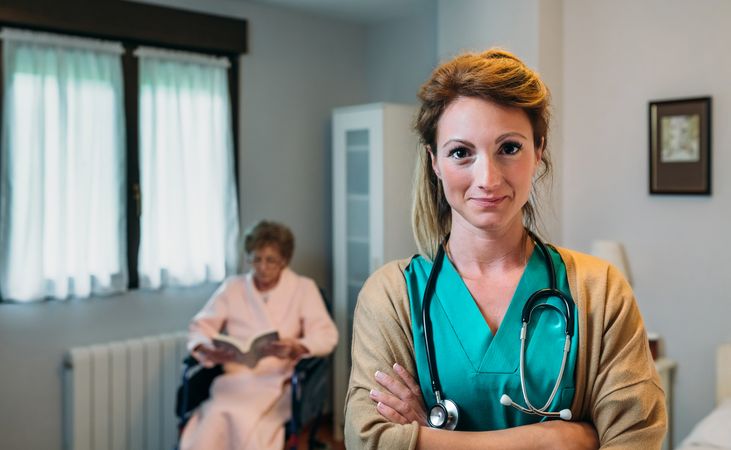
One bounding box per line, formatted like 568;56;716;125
475;154;502;190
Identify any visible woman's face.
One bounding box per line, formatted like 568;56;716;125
248;244;286;288
431;96;542;235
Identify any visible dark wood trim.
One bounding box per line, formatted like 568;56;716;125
122;45;141;288
0;0;247;55
0;43;3;301
228;56;240;194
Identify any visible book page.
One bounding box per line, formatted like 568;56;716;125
213;330;279;367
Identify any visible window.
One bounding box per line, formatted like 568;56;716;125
0;29;240;302
136;48;239;288
0;29;127;301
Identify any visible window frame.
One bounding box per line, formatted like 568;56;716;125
0;0;246;295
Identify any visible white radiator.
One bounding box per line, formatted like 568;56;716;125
63;332;188;450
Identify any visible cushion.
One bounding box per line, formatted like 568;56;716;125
679;398;731;449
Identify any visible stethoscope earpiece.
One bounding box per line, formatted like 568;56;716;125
499;394;513;407
499;393;572;421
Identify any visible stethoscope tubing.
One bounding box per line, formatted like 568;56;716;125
422;239;447;399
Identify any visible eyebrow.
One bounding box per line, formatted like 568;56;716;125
495;132;529;143
440;138;474;148
441;132;529;148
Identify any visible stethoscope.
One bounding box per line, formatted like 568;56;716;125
422;232;576;430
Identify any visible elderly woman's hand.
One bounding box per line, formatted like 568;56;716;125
370;363;428;426
264;338;309;360
193;343;236;367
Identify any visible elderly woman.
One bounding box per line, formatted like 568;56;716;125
180;220;338;450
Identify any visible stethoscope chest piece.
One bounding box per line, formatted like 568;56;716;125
428;397;459;430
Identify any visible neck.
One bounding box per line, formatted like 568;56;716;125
446;218;531;277
253;275;279;292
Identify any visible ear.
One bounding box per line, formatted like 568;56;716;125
428;145;441;178
534;137;544;166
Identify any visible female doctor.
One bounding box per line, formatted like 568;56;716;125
344;49;667;449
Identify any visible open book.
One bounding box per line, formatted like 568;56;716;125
212;330;280;367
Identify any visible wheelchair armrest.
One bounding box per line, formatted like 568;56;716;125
290;356;330;435
292;357;329;395
293;356;327;377
176;354;223;430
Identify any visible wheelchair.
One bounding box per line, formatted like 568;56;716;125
175;353;330;450
285;356;330;450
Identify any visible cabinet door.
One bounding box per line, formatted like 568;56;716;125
332;106;381;439
344;128;370;367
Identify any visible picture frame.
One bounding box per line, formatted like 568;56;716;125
648;97;711;195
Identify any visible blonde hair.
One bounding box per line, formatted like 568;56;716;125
412;49;553;259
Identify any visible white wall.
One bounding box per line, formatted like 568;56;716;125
536;0;564;244
365;0;437;104
562;0;731;443
437;0;540;65
0;1;369;448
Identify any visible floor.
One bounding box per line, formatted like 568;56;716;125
294;415;345;450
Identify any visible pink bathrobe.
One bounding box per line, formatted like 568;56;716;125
180;268;339;450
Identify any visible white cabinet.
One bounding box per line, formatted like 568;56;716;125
331;103;418;439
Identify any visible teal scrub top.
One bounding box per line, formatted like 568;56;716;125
405;244;578;431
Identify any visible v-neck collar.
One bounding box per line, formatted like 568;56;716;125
433;247;542;373
247;268;301;330
244;273;274;328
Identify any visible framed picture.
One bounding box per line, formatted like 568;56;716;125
649;97;711;195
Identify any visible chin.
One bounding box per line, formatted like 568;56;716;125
460;211;523;233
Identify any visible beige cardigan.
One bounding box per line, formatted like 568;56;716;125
344;247;666;449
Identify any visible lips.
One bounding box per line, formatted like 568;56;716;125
470;196;507;207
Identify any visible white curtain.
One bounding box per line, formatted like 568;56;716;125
0;28;127;302
136;47;239;289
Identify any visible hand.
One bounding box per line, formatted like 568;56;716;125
370;363;428;426
193;343;235;366
263;338;308;360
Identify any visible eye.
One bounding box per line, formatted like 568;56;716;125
447;146;470;160
499;141;523;155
